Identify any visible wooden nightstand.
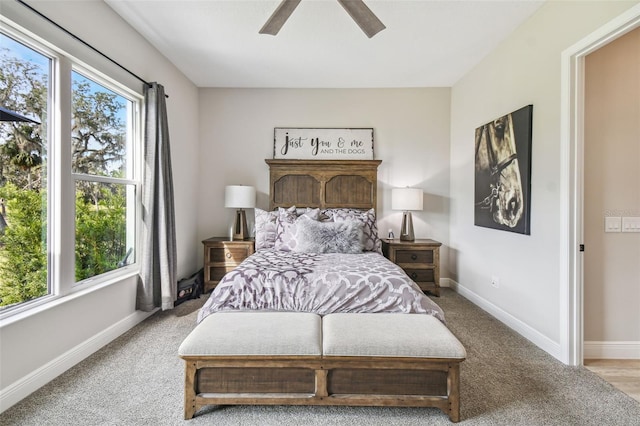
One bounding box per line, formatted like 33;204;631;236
382;238;442;296
202;237;255;293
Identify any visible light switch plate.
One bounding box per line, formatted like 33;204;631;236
605;216;621;232
622;216;640;233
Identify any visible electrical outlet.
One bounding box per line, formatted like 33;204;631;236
491;276;500;288
622;216;640;233
605;216;622;232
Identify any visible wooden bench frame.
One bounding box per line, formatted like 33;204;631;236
182;355;462;422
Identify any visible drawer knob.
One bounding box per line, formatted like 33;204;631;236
226;252;232;259
411;254;418;260
410;272;418;279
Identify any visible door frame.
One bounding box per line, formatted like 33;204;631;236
560;4;640;366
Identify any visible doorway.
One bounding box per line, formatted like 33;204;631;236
583;27;640;360
561;4;640;366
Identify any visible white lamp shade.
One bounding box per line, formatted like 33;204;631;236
224;185;256;208
391;188;423;211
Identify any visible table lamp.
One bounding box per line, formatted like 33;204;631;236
224;185;256;240
391;187;423;241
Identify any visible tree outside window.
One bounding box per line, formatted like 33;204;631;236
0;34;49;308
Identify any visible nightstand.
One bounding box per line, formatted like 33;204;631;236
202;237;255;293
382;238;442;296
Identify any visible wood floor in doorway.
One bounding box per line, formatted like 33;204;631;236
584;359;640;403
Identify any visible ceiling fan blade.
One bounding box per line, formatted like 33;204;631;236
259;0;302;35
337;0;386;38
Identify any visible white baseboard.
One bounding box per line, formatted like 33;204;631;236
440;277;451;288
0;309;155;413
584;341;640;359
448;279;563;361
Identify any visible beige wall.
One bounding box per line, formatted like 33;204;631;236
584;28;640;343
197;88;452;276
449;1;638;360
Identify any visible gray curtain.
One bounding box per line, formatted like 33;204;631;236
136;82;177;311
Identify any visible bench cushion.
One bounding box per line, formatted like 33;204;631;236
178;312;322;356
323;313;466;359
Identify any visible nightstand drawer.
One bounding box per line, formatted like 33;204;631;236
403;268;435;283
395;249;434;264
208;246;252;263
208;266;237;281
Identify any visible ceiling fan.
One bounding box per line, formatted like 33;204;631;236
259;0;386;38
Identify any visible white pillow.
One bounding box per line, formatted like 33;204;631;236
254;208;280;250
294;219;364;254
323;208;381;253
274;207;320;251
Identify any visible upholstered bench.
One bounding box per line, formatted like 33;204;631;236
178;311;322;357
179;312;466;422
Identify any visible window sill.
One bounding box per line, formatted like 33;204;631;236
0;266;139;327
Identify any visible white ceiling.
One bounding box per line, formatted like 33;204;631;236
105;0;544;88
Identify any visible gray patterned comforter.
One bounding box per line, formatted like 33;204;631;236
197;250;445;324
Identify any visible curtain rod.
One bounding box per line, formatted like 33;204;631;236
16;0;168;97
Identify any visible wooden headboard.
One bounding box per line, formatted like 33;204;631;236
265;159;382;211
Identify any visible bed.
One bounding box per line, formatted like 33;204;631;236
179;159;466;422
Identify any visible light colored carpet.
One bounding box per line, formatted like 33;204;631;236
1;288;639;425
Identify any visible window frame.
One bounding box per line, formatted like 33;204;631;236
0;21;143;319
70;65;142;287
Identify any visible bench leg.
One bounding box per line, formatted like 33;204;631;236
447;363;461;422
315;369;328;398
184;361;197;419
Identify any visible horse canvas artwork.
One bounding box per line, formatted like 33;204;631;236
475;105;533;235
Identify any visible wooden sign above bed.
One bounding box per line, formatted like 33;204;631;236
265;159;382;211
273;128;374;160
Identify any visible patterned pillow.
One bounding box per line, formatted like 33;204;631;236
274;207;320;251
322;208;381;253
294;219;364;254
254;208;281;250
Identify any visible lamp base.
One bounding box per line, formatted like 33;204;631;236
399;211;415;241
233;209;249;240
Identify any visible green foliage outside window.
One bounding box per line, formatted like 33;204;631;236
74;183;128;282
0;183;47;306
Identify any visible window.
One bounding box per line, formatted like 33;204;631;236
71;71;137;282
0;27;141;313
0;33;51;309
